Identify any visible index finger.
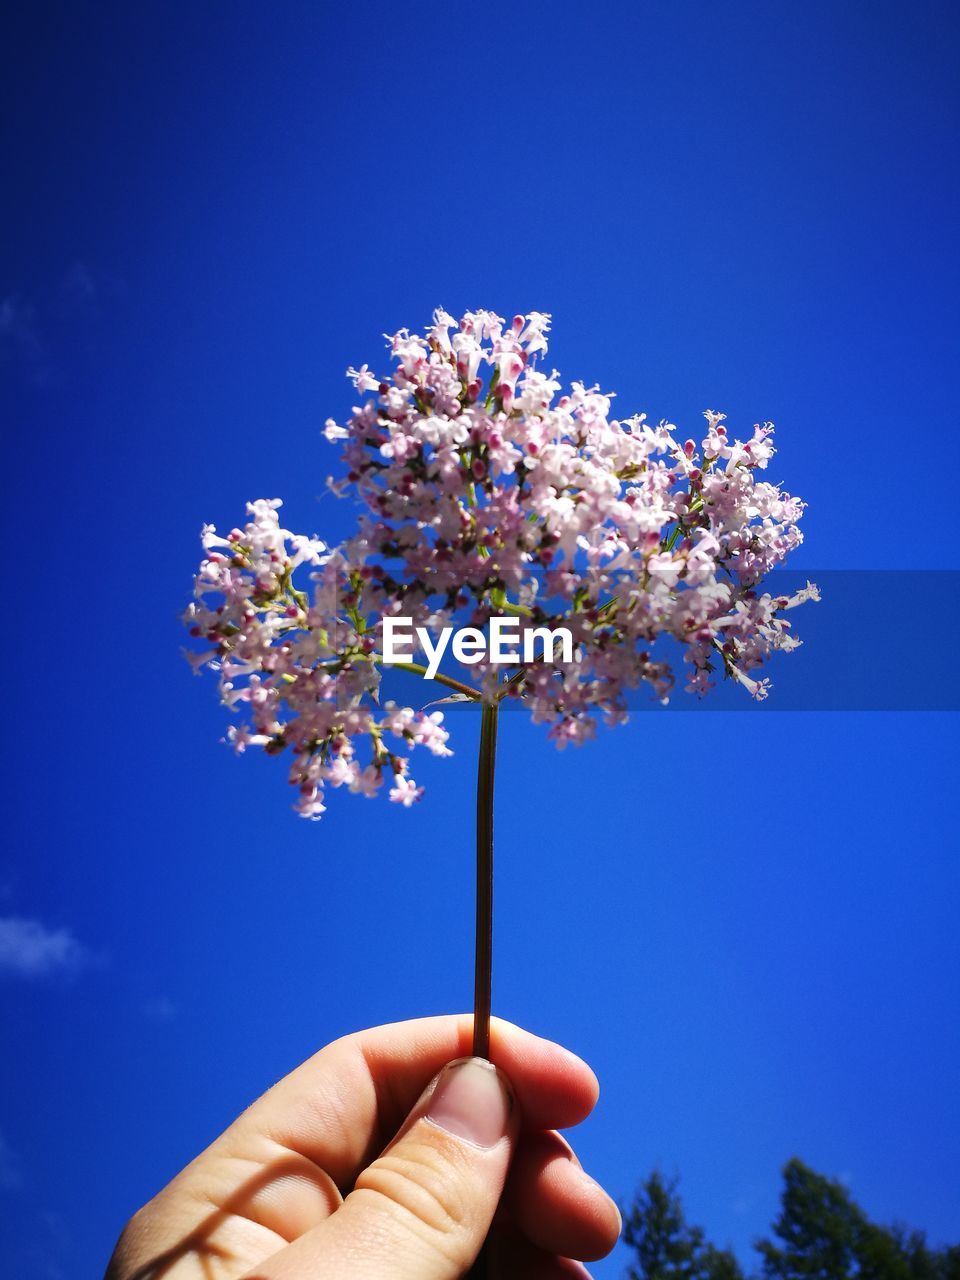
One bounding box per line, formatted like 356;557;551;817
239;1014;600;1187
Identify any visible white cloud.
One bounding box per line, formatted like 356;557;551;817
0;295;46;381
62;261;96;301
0;917;90;980
142;995;177;1021
1;263;121;388
0;1128;22;1190
56;261;100;322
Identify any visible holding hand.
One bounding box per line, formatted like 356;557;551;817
107;1015;621;1279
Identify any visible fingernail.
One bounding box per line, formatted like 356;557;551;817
564;1263;593;1278
424;1057;513;1149
573;1166;622;1233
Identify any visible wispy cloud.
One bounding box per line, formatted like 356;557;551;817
0;1128;23;1190
1;261;120;387
61;261;96;302
0;917;90;980
56;261;100;322
17;1209;70;1278
0;295;46;383
142;995;178;1021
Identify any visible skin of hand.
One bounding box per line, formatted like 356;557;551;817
105;1014;621;1280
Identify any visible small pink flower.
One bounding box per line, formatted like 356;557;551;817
389;776;423;807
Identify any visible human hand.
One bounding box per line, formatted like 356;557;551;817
106;1015;621;1279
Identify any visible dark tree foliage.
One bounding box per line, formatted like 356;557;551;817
622;1170;744;1280
756;1159;862;1280
623;1160;959;1280
757;1160;960;1280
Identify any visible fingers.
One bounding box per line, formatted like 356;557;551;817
505;1130;621;1261
107;1016;605;1280
229;1014;598;1187
106;1151;344;1280
487;1224;596;1278
239;1057;517;1280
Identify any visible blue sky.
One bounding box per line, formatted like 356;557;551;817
1;2;958;1276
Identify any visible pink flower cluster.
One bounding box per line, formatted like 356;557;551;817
185;309;817;817
183;500;452;818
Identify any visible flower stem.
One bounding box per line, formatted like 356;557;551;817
381;660;481;701
467;699;499;1280
473;698;498;1059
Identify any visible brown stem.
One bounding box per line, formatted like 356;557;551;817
472;699;498;1059
467;698;499;1280
382;659;481;701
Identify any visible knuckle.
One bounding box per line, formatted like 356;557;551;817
353;1132;476;1261
104;1206;150;1280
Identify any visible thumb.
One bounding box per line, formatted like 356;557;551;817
244;1056;518;1280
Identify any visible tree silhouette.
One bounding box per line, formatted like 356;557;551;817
622;1170;743;1280
623;1160;959;1280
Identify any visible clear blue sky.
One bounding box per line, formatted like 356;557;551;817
2;3;958;1276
